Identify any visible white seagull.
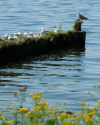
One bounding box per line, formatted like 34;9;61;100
0;35;5;41
8;35;19;40
53;28;59;33
39;28;49;36
77;11;88;20
12;30;22;36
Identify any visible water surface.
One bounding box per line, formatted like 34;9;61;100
0;0;100;112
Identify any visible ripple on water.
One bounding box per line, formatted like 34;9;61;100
0;0;100;113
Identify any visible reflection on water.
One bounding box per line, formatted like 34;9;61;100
0;47;100;112
0;49;86;111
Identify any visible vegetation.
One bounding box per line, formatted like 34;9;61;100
59;23;62;32
46;31;57;36
74;20;83;24
0;84;100;125
66;30;75;34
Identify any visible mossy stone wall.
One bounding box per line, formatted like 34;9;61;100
0;31;86;66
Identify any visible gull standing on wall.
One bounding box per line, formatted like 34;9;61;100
77;11;88;20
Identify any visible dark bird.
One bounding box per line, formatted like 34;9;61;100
77;11;88;20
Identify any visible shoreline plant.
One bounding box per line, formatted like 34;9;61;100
0;84;100;125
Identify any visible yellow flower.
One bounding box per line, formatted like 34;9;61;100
62;102;66;105
81;99;87;102
51;111;55;114
87;91;90;94
42;95;45;99
72;117;79;120
32;96;40;99
6;120;14;124
10;106;15;108
98;100;100;103
34;92;42;96
26;112;31;118
48;107;52;109
32;109;35;112
80;103;84;106
61;113;67;118
59;117;61;120
67;114;71;118
0;117;2;120
87;112;96;116
85;119;90;122
63;121;72;125
26;123;31;125
30;93;34;95
97;119;100;123
85;107;89;110
91;107;96;111
53;108;58;110
45;106;49;109
18;108;29;113
97;84;100;88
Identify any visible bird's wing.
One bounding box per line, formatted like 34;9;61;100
79;14;88;20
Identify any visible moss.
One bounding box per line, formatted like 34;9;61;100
66;30;75;34
74;20;83;24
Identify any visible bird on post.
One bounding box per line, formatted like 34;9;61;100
77;11;88;20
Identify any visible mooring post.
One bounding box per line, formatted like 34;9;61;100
73;20;83;31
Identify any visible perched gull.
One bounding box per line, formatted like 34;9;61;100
0;35;5;41
5;34;9;37
8;35;19;40
24;32;28;37
33;34;39;38
8;35;16;40
28;32;35;36
12;30;22;36
24;32;32;38
39;28;49;36
77;11;88;20
53;28;59;33
18;30;22;36
13;35;19;40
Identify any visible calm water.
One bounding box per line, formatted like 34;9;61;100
0;0;100;113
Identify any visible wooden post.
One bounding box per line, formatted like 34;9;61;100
73;20;83;31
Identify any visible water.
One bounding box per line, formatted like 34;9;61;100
0;0;100;113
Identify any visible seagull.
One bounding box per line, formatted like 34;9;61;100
53;28;59;33
5;34;9;37
0;35;5;41
13;35;19;40
28;32;35;36
8;35;19;40
18;30;22;36
24;32;28;37
39;28;49;36
8;35;16;40
12;30;22;36
33;33;39;38
77;11;88;20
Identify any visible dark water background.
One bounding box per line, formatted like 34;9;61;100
0;0;100;112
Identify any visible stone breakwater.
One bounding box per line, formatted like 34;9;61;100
0;31;86;66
